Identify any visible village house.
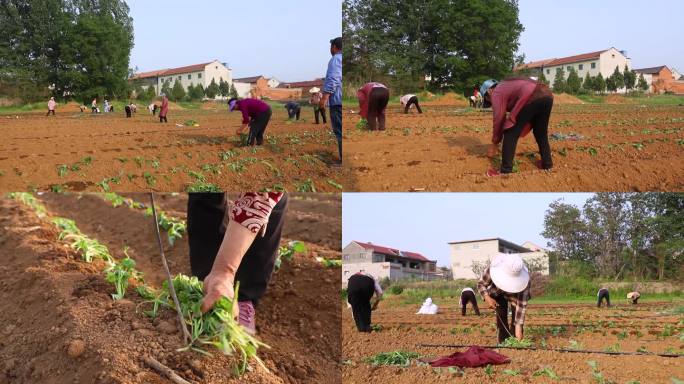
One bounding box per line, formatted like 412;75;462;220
634;66;684;94
130;60;232;99
448;238;549;279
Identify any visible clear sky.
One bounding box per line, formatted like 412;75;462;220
127;0;341;81
342;193;594;268
518;0;684;72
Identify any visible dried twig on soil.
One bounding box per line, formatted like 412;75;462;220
143;356;191;384
150;193;191;344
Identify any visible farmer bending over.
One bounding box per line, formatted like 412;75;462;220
91;98;98;113
400;94;423;114
597;287;611;308
358;82;389;131
481;77;554;176
46;97;57;116
228;97;272;146
460;287;480;316
627;291;640;305
478;254;531;343
284;101;301;121
347;271;383;332
159;94;169;123
309;89;327;124
188;192;288;335
416;297;439;314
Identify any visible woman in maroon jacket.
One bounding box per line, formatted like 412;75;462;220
357;82;389;131
481;78;554;176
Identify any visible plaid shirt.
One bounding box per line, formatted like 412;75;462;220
477;267;531;326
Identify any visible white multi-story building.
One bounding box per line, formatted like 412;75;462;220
131;60;232;99
448;238;549;280
342;241;439;287
516;48;632;93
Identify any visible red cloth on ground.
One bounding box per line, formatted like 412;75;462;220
428;346;510;368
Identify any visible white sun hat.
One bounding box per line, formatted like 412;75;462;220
489;254;529;293
309;87;321;93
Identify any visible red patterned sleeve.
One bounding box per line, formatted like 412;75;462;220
229;192;284;235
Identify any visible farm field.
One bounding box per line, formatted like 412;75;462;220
342;298;684;383
0;103;348;192
344;102;684;191
0;192;341;384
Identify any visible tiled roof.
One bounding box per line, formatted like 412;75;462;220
634;66;667;75
130;69;169;80
514;59;555;71
353;241;434;262
279;78;324;88
234;76;265;83
547;50;606;66
132;62;217;79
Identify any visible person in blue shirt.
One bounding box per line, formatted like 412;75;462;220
321;37;343;164
284;101;301;120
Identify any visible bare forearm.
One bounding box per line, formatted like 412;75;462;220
515;324;523;339
211;220;257;276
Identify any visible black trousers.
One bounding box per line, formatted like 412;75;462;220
159;115;167;123
461;290;480;316
501;96;554;173
314;106;327;124
287;107;301;120
494;295;517;343
404;96;423;114
597;289;611;307
91;107;97;113
347;274;375;332
248;108;272;146
125;106;132;118
46;109;55;116
186;193;288;305
367;87;389;131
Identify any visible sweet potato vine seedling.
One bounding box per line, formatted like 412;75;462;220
145;206;186;246
365;351;421;367
587;360;615;384
8;192;48;218
533;366;560;380
275;241;306;271
499;337;534;348
105;247;143;300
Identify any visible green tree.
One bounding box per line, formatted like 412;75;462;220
606;76;617;93
170;80;185;101
552;68;566;93
229;83;238;98
145;85;157;100
218;79;230;98
623;65;636;91
594;73;606;94
160;79;172;97
609;65;624;92
566;67;581;94
538;71;549;85
582;73;593;93
187;83;204;100
206;78;219;99
637;73;649;92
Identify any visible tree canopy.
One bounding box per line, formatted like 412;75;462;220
343;0;524;94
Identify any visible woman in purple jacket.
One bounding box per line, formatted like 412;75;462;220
481;77;554;176
228;97;272;146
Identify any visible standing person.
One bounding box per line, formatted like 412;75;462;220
321;37;342;163
481;77;554;176
309;88;327;124
284;101;301;121
597;287;611;308
460;287;480;316
627;291;640;305
125;104;132;118
346;271;383;332
228;97;272;146
400;94;423;114
188;192;288;335
358;82;390;131
159;94;169;123
477;254;531;343
46;97;57;116
104;99;110;113
91;98;98;113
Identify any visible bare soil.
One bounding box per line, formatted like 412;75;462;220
0;193;342;384
342;299;683;383
344;104;684;191
0;103;348;192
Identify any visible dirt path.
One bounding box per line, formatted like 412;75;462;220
0;194;342;383
344;104;684;191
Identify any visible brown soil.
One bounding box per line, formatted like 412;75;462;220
342;298;684;383
0;193;342;384
604;95;637;104
421;92;469;107
553;93;584;104
344;104;684;191
0;106;347;192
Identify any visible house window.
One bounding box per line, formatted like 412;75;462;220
343;255;348;261
188;74;192;80
473;244;479;249
567;66;572;71
591;62;596;69
546;69;550;74
579;64;584;70
556;68;561;73
178;76;181;81
198;73;202;79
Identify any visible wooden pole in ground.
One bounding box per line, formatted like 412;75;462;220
416;343;683;358
149;193;191;344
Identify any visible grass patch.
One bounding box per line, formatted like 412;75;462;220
365;351;420;367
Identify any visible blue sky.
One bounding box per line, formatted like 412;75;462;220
127;0;341;81
518;0;684;72
342;193;594;267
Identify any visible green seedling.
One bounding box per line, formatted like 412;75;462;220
356;118;368;130
587;360;615;384
661;324;675;337
261;160;280;177
617;330;628;340
364;351;420;367
604;343;621;353
632;143;645;151
315;257;341;268
295;178;317;193
568;339;583;350
134;156;144;167
484;364;493;378
102;193;126;207
370;324;383;332
275;241;306;271
143;172;156;187
144;207;186;246
502;369;520;376
200;164;221;175
186;182;221;192
637;346;648;353
57;164;69;177
499;337;533;348
104;248;143;300
587;147;598;156
533;366;559;380
50;184;66;193
64;233;112;263
219;149;239;161
327;180;343;190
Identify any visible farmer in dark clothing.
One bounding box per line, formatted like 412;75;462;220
284;101;301;120
358;82;390;131
309;89;327;124
460;287;480;316
597;288;611;307
481;77;554;176
228;97;272;146
187;192;288;335
347;271;383;332
400;94;423;114
321;37;343;163
478;254;531;343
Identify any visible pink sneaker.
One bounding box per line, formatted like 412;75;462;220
486;168;501;177
238;301;256;335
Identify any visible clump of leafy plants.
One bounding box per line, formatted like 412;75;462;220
502;369;521;376
139;275;269;375
533;366;560;380
50;216;113;263
370;324;383;332
275;241;306;270
356;118;368;130
104;247;143;300
315;257;341;268
568;339;583;350
499;337;534;348
365;351;420;367
145;207;186;246
8;192;48;218
295;178;317;193
587;360;615;384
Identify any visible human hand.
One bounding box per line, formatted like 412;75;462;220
319;94;329;109
371;299;380;311
484;294;498;309
201;270;238;318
